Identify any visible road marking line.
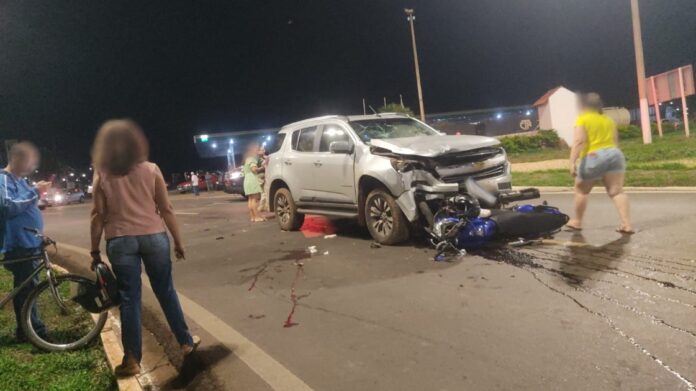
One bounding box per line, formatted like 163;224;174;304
171;193;238;200
534;191;696;195
57;242;314;391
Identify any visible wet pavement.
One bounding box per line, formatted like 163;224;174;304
42;191;696;390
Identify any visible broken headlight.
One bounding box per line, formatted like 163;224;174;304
390;158;410;172
390;158;427;172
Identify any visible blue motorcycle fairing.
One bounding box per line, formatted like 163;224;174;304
514;204;564;215
455;217;498;249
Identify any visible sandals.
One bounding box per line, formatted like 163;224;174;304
563;224;635;235
564;224;582;232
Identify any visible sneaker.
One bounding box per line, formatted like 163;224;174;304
182;335;201;356
114;356;141;377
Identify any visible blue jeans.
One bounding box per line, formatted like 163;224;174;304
3;248;47;339
107;232;193;363
192;185;200;196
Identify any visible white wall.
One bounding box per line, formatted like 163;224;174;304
538;105;552;130
548;87;578;146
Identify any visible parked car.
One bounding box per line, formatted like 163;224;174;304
223;168;246;197
42;187;86;207
266;113;512;244
177;173;219;193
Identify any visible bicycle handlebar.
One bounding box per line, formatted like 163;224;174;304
23;227;55;247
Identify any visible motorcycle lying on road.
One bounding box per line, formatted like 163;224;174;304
426;179;569;261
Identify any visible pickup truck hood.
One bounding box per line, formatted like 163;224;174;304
370;135;500;157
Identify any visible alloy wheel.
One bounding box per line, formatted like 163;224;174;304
276;194;291;225
368;195;393;236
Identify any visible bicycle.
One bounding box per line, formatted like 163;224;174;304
0;228;108;351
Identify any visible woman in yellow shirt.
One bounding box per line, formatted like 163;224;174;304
567;93;633;234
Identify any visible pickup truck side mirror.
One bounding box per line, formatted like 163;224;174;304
329;141;353;154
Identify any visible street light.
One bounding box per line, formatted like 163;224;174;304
405;8;425;121
226;140;236;169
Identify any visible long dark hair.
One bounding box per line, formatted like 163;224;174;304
91;119;149;176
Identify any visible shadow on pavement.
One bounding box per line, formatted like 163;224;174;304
163;344;232;390
562;232;632;286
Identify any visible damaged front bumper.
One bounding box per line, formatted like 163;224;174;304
394;165;513;222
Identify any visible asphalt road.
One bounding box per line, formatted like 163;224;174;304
42;191;696;391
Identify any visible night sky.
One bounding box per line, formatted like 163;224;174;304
1;0;695;174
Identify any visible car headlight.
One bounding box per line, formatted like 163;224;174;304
54;194;63;202
230;171;242;179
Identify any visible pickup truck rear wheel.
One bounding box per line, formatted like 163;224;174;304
365;188;409;245
274;188;304;231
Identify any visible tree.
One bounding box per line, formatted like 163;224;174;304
379;102;414;117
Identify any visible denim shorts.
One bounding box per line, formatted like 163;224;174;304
577;147;626;181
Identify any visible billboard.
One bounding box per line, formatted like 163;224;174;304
646;64;694;103
646;64;693;137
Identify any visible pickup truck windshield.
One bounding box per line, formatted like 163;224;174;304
349;118;439;143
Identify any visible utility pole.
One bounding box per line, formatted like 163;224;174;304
630;0;652;144
405;8;425;122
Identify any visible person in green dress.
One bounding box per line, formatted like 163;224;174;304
243;142;265;222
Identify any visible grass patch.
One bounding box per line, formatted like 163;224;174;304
508;132;696;164
514;169;696;187
0;268;116;391
508;132;696;186
508;147;569;163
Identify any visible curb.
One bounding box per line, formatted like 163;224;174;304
99;313;143;391
50;263;143;391
52;247;178;391
514;186;696;193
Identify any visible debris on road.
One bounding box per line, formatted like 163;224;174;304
323;251;329;255
307;245;318;255
215;236;224;240
324;234;337;239
370;242;381;249
248;314;266;320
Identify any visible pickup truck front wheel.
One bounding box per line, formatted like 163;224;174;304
364;189;409;245
274;188;304;231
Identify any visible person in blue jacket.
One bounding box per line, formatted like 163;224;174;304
1;142;51;341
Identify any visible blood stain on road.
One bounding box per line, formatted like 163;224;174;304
284;261;310;328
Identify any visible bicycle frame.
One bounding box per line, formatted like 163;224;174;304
0;249;67;311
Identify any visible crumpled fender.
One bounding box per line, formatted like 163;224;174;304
396;189;418;222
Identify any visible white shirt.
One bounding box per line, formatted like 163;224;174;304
191;174;199;186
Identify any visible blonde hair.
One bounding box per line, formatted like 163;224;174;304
91;119;149;176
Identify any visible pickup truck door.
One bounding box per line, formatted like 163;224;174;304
311;124;356;204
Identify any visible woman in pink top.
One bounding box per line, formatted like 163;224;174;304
89;119;199;377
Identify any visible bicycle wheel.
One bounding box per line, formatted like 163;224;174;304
21;274;108;352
